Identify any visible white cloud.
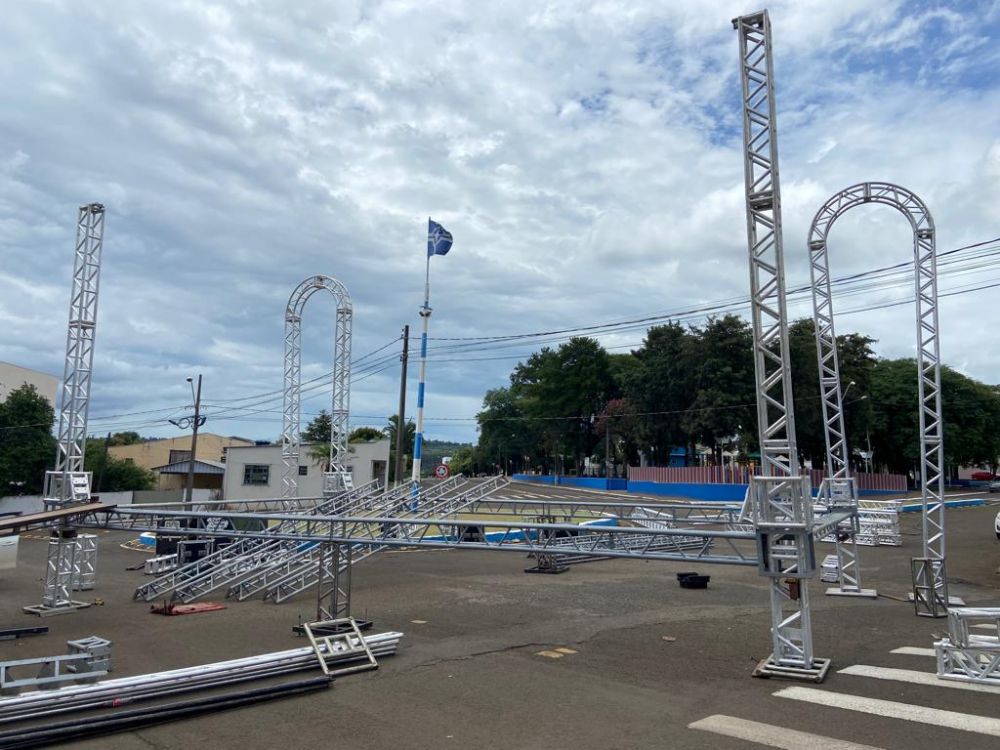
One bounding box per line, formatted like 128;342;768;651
0;0;997;445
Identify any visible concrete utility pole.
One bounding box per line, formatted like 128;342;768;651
394;325;409;487
184;374;203;505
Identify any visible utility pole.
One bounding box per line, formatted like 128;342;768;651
394;325;409;487
184;374;203;506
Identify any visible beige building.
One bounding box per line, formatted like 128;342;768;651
109;434;255;473
222;439;390;500
0;361;59;405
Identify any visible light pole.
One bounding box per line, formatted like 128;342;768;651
169;375;204;506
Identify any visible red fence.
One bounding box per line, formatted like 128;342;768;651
628;465;907;492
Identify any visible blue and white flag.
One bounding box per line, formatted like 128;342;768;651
427;219;453;257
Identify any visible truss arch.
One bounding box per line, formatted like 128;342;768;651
807;181;946;615
282;275;353;500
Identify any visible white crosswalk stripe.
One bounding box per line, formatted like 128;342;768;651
890;646;936;657
688;714;884;749
839;664;1000;694
775;685;1000;737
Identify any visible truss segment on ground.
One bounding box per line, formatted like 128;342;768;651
807;181;946;616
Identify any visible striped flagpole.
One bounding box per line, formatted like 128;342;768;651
410;251;432;510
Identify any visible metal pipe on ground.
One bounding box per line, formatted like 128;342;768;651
0;676;331;749
0;632;402;725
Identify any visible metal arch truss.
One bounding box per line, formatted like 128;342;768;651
734;11;827;681
282;275;353;501
45;204;105;507
808;182;946;617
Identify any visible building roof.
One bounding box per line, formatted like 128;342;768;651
152;459;227;475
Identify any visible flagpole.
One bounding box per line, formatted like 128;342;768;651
410;242;432;509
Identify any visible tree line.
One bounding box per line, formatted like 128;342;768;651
460;315;1000;479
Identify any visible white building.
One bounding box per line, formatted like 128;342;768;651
0;361;59;405
222;439;390;500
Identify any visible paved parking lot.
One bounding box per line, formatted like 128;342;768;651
1;489;999;749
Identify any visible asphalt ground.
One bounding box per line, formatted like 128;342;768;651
1;488;999;749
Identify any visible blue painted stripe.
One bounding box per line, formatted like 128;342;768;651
420;332;428;358
900;498;984;512
413;433;423;460
416;381;425;408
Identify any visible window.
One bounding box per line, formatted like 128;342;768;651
169;450;192;464
298;465;308;476
243;464;270;486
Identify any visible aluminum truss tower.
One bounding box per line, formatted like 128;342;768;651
44;203;105;508
26;204;105;617
808;182;946;616
282;275;352;501
733;11;826;680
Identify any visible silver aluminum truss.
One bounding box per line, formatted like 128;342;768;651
81;505;774;567
71;534;98;591
45;204;105;508
935;607;1000;686
22;530;91;616
733;10;827;681
282;275;353;501
134;480;382;603
808;182;946;616
257;476;510;604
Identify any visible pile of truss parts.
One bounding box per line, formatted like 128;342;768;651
935;607;1000;686
820;499;901;547
0;630;402;725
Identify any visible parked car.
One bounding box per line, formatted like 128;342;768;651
971;470;996;481
990;479;1000;493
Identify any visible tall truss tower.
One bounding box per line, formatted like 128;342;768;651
44;203;105;507
282;275;353;502
26;204;105;617
733;11;827;679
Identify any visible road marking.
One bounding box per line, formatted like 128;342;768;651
839;664;1000;694
554;647;577;654
688;714;884;749
891;646;935;657
775;686;1000;737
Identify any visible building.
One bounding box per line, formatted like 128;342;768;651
149;458;227;492
0;361;58;406
222;439;390;500
108;434;255;473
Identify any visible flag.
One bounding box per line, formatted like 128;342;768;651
427;219;453;257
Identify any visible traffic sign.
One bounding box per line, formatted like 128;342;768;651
434;464;450;479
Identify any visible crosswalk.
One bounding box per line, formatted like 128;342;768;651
689;642;1000;748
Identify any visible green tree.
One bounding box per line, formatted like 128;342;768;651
349;426;384;442
681;315;756;462
624;323;693;464
511;337;615;474
85;438;155;492
302;410;332;443
594;397;641;475
448;445;477;476
0;384;57;495
477;387;536;474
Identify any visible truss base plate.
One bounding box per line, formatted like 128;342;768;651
907;593;965;606
524;565;569;575
22;601;92;618
752;655;831;683
825;587;878;599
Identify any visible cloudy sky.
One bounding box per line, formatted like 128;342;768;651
1;0;998;445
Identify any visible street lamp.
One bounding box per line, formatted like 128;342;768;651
168;374;204;505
